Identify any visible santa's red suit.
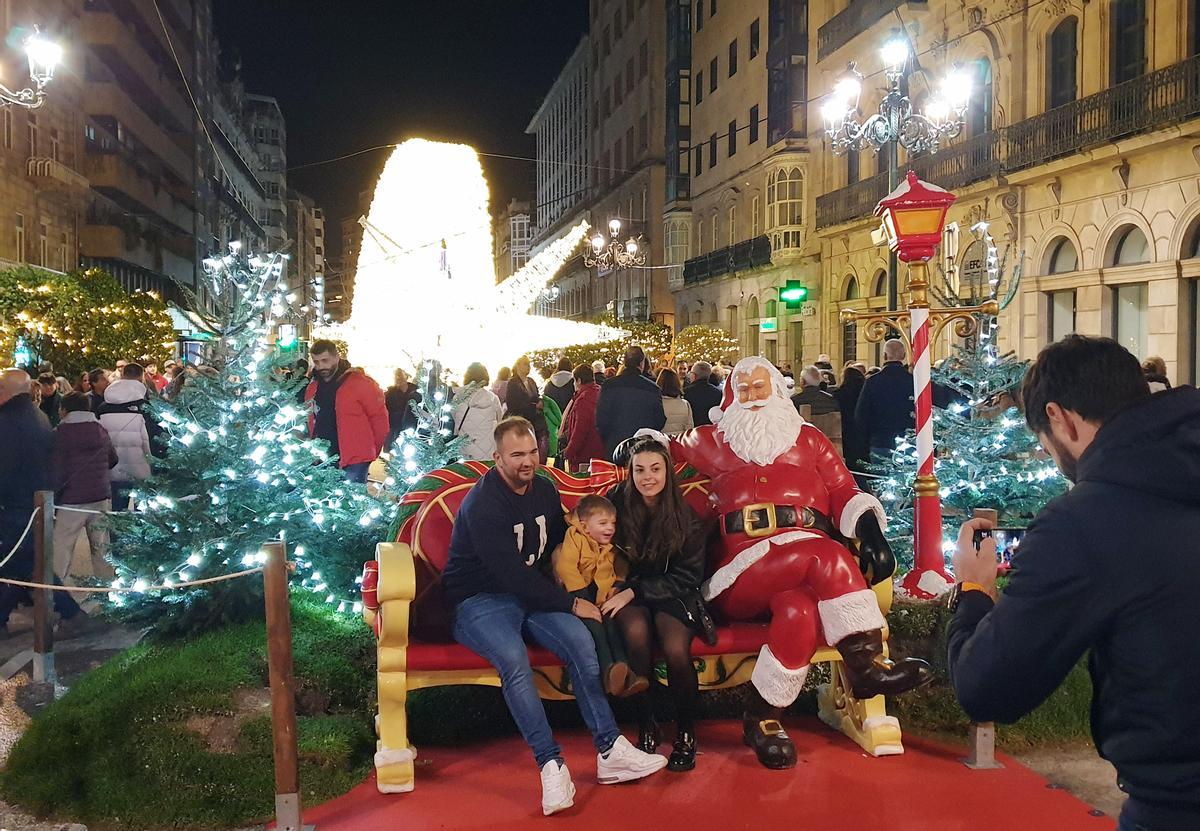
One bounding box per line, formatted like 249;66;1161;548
666;358;890;709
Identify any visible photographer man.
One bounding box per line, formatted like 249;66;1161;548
947;335;1200;830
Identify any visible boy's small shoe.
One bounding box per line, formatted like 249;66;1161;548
618;673;650;698
597;735;667;784
540;759;575;816
605;662;630;696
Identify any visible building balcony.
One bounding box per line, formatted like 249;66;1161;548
85;81;191;182
84;7;191;131
816;53;1200;228
682;235;773;286
26;157;90;192
84;152;194;234
817;0;929;63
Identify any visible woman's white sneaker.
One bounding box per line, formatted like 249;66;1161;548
540;760;575;816
596;735;668;784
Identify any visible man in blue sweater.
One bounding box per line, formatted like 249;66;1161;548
947;336;1200;830
442;417;666;816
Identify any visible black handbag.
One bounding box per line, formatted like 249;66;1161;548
680;590;718;647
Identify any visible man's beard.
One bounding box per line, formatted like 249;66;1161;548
1043;432;1079;483
717;395;804;465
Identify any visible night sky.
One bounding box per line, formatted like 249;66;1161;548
212;1;589;253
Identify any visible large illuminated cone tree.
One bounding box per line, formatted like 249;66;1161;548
107;249;385;636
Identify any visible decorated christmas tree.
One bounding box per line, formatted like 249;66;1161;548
107;247;386;635
867;224;1067;571
671;324;741;364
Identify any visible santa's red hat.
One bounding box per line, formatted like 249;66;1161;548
710;372;735;425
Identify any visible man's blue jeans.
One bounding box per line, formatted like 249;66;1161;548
453;593;621;768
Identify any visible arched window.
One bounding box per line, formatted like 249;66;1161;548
751;195;761;237
847;147;860;185
871;269;887;297
709;302;719;323
767;167;804;250
843;275;860;300
746;295;760;319
764;299;777;317
1111;225;1150;266
1048;17;1078;109
968;59;994;135
1046;237;1079;274
728;204;737;246
1111;0;1147;85
696;220;704;254
726;304;739;335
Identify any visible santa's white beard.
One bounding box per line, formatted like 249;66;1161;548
717;395;804;465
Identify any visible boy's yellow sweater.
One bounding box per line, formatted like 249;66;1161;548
555;514;623;601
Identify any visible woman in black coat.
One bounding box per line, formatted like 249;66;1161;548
602;436;707;772
836;364;868;479
505;355;549;462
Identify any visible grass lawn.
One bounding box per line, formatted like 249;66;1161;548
1;595;377;829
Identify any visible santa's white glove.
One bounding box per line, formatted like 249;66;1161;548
633;428;671;448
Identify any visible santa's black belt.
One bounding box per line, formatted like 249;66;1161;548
722;504;843;541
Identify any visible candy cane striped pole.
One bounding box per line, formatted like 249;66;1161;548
902;262;954;598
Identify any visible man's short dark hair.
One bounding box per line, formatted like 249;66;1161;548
37;373;56;386
122;363;144;380
87;368;107;386
1023;335;1150;435
557;356;573;372
572;363;594;385
576;494;616;521
493;416;536;448
61;391;90;413
623;345;646;371
310;339;338;357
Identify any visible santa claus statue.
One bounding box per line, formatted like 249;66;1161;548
639;356;931;769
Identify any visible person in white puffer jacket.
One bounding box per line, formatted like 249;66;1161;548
453;363;504;461
98;377;152;508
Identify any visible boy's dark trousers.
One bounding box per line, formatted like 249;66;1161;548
571;585;628;679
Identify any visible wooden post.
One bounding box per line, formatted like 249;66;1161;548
31;491;55;686
262;537;309;831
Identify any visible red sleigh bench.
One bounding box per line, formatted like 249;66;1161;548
361;460;900;794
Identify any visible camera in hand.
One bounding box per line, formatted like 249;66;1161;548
973;527;1026;567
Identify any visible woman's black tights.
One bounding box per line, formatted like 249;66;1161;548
616;603;699;731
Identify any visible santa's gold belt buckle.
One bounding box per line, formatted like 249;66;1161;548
742;503;777;538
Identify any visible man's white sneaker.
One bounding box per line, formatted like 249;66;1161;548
596;735;668;784
540;759;575;816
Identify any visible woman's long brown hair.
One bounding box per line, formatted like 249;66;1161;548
617;438;693;568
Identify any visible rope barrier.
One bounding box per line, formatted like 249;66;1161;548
0;508;40;570
0;566;265;594
53;505;113;516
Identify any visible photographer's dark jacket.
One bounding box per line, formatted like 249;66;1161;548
947;386;1200;826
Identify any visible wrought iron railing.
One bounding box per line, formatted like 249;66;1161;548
682;235;773;285
816;54;1200;228
817;0;928;62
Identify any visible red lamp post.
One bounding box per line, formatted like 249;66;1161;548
843;171;997;598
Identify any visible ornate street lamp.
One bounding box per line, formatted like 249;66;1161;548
583;218;646;269
841;171;998;598
1;27;61;109
821;34;971;310
821;38;971;157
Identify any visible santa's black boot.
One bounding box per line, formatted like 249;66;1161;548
836;629;933;698
742;686;797;770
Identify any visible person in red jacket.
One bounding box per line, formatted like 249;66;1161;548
562;363;604;473
304;340;389;483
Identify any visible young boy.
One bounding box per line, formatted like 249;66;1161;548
556;495;649;697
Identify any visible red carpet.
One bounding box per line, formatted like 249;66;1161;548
301;718;1114;830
